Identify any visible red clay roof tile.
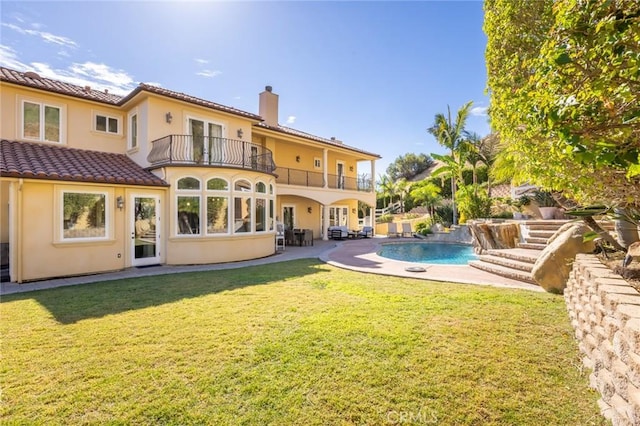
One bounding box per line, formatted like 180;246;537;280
0;140;168;187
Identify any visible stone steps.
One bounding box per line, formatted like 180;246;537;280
468;260;536;284
477;254;534;272
517;242;547;250
469;220;570;284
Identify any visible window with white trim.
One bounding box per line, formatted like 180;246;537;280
22;100;62;143
234;179;252;233
206;177;229;234
95;113;120;134
62;191;108;240
177;177;201;235
128;112;138;149
314;157;322;169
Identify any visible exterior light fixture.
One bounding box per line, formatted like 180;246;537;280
237;128;244;139
307;207;312;214
116;196;124;210
296;155;300;162
349;166;354;172
165;112;173;123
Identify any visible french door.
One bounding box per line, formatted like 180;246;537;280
188;118;223;164
131;195;160;266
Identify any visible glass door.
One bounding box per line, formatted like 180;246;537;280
283;205;295;230
337;162;345;189
132;195;160;266
329;206;349;227
189;118;205;163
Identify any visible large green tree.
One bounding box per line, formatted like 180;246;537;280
386;153;434;181
485;0;640;209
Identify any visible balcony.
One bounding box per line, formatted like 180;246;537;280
147;135;275;173
274;167;373;192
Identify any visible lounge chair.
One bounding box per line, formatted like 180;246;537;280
328;226;349;240
387;222;400;238
357;226;374;238
401;222;413;237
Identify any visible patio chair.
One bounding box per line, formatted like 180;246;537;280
357;226;374;238
387;222;400;238
401;222;413;237
275;222;285;251
303;229;314;246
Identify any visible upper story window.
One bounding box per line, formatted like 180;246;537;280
22;100;62;143
314;158;322;169
94;113;120;135
128;112;138;149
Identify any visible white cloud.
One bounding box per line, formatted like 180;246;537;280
195;58;209;64
1;22;77;48
196;69;222;78
286;115;296;124
470;106;488;117
24;62;135;95
0;44;29;70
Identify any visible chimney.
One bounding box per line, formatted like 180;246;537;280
259;85;279;126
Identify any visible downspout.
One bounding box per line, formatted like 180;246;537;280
15;179;23;283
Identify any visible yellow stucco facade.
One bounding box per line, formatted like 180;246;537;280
0;68;379;283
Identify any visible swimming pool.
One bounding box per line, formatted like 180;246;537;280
378;242;477;265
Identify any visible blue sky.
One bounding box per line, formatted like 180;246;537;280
0;0;490;176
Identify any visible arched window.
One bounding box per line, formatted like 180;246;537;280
207;178;228;191
177;177;200;190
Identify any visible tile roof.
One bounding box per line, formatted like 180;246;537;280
0;140;168;187
121;84;262;121
0;67;123;104
0;67;261;120
254;122;381;159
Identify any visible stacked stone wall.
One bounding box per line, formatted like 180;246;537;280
565;254;640;425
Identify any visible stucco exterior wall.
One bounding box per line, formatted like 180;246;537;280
17;181;127;282
565;254;640;424
1;85;126;153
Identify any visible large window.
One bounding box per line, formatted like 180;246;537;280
206;178;229;234
62;191;107;240
177;177;201;235
175;176;274;237
234;179;252;233
22;100;61;143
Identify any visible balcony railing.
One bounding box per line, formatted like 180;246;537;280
147;135;275;173
274;167;373;192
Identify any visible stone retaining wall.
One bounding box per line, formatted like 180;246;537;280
565;254;640;425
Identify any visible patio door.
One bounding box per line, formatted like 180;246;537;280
329;206;348;227
131;195;160;267
283;205;295;230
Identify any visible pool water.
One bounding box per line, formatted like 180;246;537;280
378;242;477;265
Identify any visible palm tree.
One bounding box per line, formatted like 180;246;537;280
477;133;500;197
394;178;412;213
427;101;473;225
377;174;395;209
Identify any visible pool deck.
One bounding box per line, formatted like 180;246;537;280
0;237;542;295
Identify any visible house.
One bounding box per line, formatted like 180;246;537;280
0;67;380;283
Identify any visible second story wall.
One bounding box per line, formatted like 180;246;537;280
1;84;126;154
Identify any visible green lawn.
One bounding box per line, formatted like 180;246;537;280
1;259;604;425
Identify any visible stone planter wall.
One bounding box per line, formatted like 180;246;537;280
565;254;640;424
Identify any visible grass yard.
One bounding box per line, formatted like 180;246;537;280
1;259;604;425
